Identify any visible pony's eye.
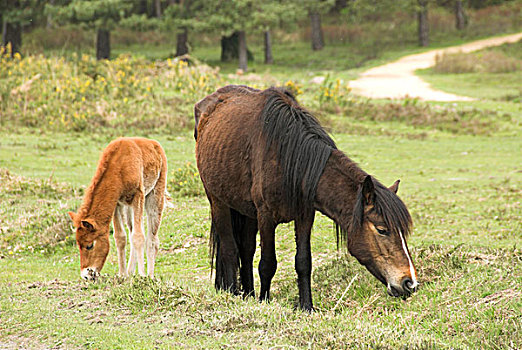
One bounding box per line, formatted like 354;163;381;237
376;228;389;236
86;243;94;250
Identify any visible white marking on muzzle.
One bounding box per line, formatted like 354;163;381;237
81;267;98;280
399;230;418;289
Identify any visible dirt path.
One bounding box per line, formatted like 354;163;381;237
348;32;522;101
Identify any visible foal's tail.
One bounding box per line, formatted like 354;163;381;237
209;209;244;291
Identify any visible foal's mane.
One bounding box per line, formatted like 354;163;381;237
260;87;337;215
78;142;121;218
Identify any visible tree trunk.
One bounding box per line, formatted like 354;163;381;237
3;21;22;57
264;30;273;64
175;28;189;56
96;29;110;60
154;0;162;18
310;11;324;51
47;0;55;28
455;0;467;30
417;0;429;47
238;30;248;72
1;17;7;49
138;0;148;14
221;33;237;62
331;0;348;14
221;32;253;62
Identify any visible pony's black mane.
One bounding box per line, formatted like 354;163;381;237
261;87;337;216
337;177;412;249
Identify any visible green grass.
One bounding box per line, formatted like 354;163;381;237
418;70;522;101
1;127;521;349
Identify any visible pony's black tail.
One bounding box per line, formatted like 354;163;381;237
209;209;244;293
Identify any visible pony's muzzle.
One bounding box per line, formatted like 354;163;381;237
387;277;418;298
401;277;417;294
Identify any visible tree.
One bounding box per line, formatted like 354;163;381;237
1;0;45;57
252;1;304;64
309;11;324;50
154;0;162;18
301;0;335;51
264;30;273;64
193;0;303;70
163;0;198;57
417;0;429;46
46;0;133;60
455;0;467;30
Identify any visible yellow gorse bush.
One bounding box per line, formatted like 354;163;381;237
318;77;352;107
284;80;303;96
167;162;204;197
0;51;222;131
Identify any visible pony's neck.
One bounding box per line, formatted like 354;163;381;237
314;150;367;230
79;173;120;227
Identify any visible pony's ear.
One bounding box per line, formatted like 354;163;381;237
389;179;400;194
80;219;95;231
362;175;375;205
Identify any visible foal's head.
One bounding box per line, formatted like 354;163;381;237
68;211;110;281
348;176;418;298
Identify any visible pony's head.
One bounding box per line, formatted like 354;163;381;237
347;175;418;298
68;211;110;281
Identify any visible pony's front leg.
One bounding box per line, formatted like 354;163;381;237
258;215;277;302
295;214;315;312
113;205;127;277
127;191;146;277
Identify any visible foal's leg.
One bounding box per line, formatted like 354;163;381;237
127;190;146;276
124;205;136;274
210;197;239;294
295;214;315;311
258;213;277;302
238;215;258;298
113;204;127;277
145;187;165;278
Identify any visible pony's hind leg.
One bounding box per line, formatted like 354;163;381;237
234;211;257;298
257;212;277;302
113;204;127;277
210;197;240;294
145;188;165;279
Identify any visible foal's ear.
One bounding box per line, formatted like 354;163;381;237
389;179;400;194
68;211;77;222
80;219;95;231
362;175;375;205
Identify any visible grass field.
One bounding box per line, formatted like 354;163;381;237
1;9;522;348
1;125;521;348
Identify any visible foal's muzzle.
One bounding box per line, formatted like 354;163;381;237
81;267;99;281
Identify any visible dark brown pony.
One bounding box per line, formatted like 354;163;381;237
195;85;418;311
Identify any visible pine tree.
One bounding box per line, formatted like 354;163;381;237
46;0;133;60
